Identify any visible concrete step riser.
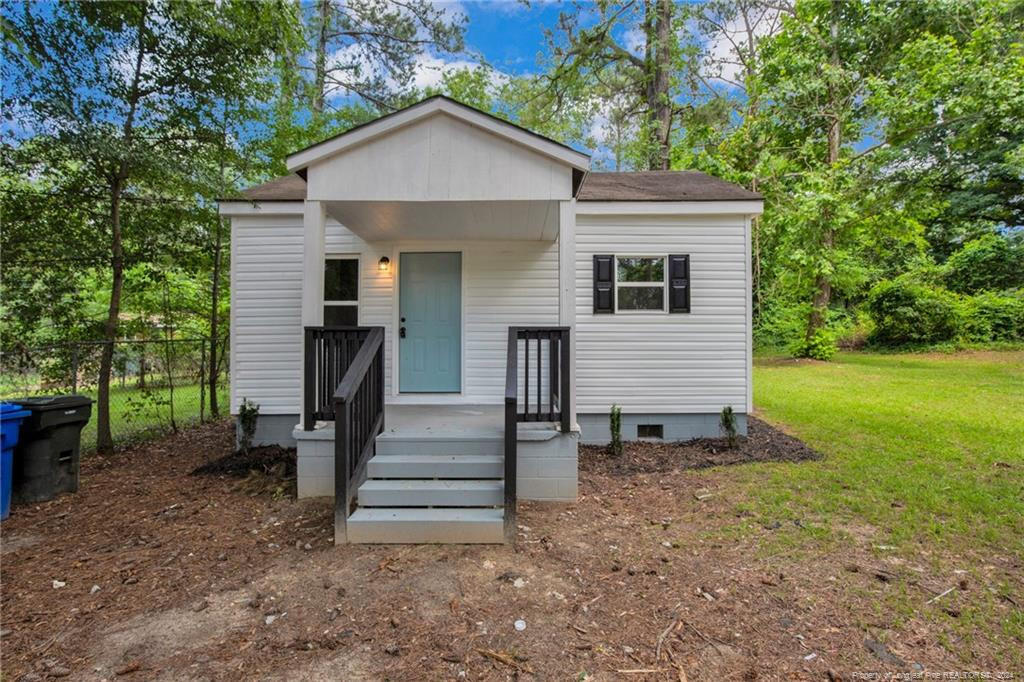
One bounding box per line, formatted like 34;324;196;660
347;508;505;544
366;456;503;479
375;437;503;457
359;487;502;507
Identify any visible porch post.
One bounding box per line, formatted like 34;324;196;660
301;200;326;327
558;199;577;429
300;200;326;430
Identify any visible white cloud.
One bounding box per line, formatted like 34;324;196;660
700;4;788;88
409;53;482;90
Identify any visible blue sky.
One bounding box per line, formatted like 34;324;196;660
459;1;568;76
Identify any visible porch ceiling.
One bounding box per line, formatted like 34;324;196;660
324;200;560;242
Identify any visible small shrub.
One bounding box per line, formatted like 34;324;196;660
961;291;1024;341
867;279;962;346
238;398;260;454
609;404;623;458
719;405;738;448
790;328;838;360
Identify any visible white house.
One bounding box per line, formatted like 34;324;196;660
219;96;762;544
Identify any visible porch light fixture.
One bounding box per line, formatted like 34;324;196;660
378;256;390;272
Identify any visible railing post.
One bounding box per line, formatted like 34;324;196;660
334;398;349;545
504;326;518;544
560;328;571;433
303;328;316;430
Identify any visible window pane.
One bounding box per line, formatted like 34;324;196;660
618;287;664;310
617;257;664;282
324;305;358;326
324;259;358;301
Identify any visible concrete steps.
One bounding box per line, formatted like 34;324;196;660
366;454;503;479
350;430;506;544
358;479;503;507
375;434;502;456
347;508;504;544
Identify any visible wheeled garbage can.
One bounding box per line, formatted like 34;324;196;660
1;402;32;520
12;395;93;504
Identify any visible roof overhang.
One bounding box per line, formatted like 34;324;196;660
286;96;591;174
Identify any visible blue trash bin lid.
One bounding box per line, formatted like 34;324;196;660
0;402;31;420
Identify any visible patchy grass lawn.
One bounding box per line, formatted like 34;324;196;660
1;352;1021;679
724;350;1024;663
745;351;1024;551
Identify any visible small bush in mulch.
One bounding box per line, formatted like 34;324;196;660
580;415;822;475
192;445;298;497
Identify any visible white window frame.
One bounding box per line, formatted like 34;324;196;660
614;254;668;314
324;255;359;324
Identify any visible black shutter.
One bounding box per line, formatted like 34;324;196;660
668;255;690;313
593;255;615;314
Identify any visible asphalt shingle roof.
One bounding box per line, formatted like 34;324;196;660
234;170;761;203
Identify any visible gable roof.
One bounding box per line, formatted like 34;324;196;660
235;170;763;203
577;171;761;201
285;95;591;173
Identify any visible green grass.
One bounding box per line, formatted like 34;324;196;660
3;379;228;452
740;351;1024;552
76;381;230;452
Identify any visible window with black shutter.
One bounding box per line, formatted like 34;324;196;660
593;254;691;314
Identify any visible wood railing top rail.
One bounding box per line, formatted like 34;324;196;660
334;327;384;404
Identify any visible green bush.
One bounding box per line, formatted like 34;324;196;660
961;291;1024;341
867;279;962;345
944;234;1024;294
790;327;838;360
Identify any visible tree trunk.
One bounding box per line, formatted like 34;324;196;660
312;0;330;114
805;1;841;341
96;184;125;454
644;0;673;170
96;5;147;454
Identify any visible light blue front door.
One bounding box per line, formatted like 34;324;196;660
399;252;461;393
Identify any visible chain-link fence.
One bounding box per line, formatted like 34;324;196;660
1;339;229;453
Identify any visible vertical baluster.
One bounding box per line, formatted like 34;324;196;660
536;333;542;420
549;334;557;421
523;331;529;418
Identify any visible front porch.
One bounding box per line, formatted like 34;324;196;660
296;327;577;544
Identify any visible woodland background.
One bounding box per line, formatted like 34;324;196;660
2;0;1022;452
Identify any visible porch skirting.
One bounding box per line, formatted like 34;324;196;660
577;412;747;445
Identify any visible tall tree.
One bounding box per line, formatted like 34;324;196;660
542;0;694;170
306;0;466;115
3;0;289;453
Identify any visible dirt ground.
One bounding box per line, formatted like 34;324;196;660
1;419;1016;680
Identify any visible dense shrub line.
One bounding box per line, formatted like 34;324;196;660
756;233;1024;357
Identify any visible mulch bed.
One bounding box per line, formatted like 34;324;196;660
581;415;822;474
1;418;1007;680
192;444;297;478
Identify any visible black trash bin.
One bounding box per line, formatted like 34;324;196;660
12;395;93;504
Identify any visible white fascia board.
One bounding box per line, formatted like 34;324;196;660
286;98;591;173
575;200;764;216
218;201;304;216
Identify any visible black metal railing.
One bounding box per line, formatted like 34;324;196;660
504;326;571;542
303;327;374;429
332;326;385;544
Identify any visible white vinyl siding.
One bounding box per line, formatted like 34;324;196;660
231;216;558;414
574;211;751;414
